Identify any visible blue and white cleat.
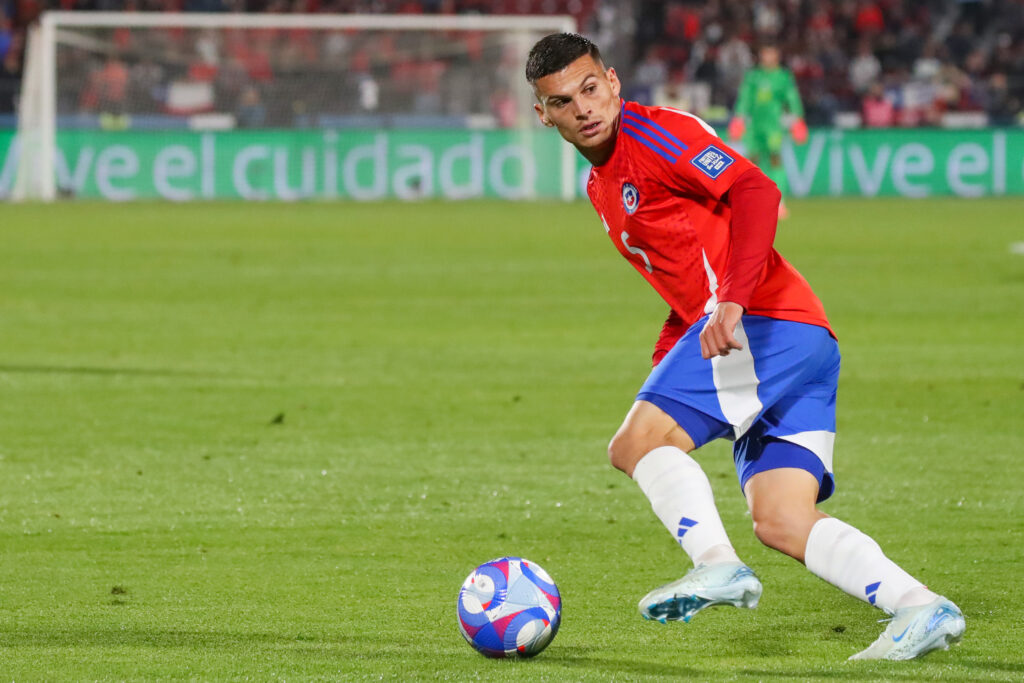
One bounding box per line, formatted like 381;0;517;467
639;562;762;623
849;597;965;661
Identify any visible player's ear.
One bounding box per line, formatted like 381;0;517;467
606;67;621;98
534;103;553;127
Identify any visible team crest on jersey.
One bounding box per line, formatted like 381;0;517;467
621;182;640;214
691;145;735;179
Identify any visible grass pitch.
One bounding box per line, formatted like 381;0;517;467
0;198;1022;681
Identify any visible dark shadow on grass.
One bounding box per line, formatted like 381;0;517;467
737;661;974;681
6;630;701;677
0;364;237;379
1;628;347;650
542;647;702;678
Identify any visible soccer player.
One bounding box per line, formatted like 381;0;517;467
525;33;964;661
727;44;808;218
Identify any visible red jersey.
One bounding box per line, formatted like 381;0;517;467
587;101;832;356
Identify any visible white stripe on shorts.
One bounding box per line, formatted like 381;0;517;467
778;430;835;474
711;319;762;439
702;249;719;314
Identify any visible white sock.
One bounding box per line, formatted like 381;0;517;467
631;446;739;566
804;517;937;613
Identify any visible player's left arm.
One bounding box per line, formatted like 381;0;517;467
653;110;781;358
700;167;780;359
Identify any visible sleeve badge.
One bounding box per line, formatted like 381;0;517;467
690;145;735;179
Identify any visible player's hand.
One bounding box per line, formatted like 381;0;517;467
700;301;745;359
727;117;745;141
790;118;808;145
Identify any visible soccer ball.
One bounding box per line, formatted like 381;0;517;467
457;556;561;658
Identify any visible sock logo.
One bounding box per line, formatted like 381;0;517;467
865;581;881;605
676;517;698;539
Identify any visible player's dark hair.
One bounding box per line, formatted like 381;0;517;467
525;33;603;85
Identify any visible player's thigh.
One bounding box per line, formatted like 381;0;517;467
636;315;836;456
740;317;839;410
735;329;841;502
736;434;832;502
633;316;733;449
646;315;832;451
744;466;821;518
743;466;826;560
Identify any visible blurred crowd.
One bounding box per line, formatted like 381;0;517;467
624;0;1024;127
0;1;601;125
0;0;1021;128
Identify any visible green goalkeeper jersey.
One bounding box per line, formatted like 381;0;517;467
734;66;803;131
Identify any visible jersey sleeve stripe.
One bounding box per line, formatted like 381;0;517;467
623;111;689;154
621;124;680;163
656;107;718;136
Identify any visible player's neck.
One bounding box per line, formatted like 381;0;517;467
578;114;621;167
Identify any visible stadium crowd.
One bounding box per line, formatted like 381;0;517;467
0;0;1021;127
624;0;1024;127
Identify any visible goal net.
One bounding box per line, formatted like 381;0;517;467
10;12;577;201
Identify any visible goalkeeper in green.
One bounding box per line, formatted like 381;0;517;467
728;44;808;218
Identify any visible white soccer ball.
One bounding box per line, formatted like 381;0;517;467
456;556;561;658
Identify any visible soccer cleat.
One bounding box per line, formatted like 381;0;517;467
849;597;965;661
639;562;762;624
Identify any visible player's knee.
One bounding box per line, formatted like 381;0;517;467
607;420;661;475
608;403;695;476
607;430;641;475
751;513;788;553
751;507;806;556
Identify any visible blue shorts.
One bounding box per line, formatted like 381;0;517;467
637;315;840;502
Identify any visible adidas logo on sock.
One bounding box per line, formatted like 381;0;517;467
865;581;881;605
676;517;698;539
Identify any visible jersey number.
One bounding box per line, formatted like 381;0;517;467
601;214;654;275
621;232;653;273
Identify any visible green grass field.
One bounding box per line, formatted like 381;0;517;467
1;198;1022;681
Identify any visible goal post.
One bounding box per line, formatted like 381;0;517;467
11;11;578;202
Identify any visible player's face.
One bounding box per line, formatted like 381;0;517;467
760;47;780;68
532;54;622;164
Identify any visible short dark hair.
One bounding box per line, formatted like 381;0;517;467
525;33;603;85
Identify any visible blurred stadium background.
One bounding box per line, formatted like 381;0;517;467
0;0;1022;200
